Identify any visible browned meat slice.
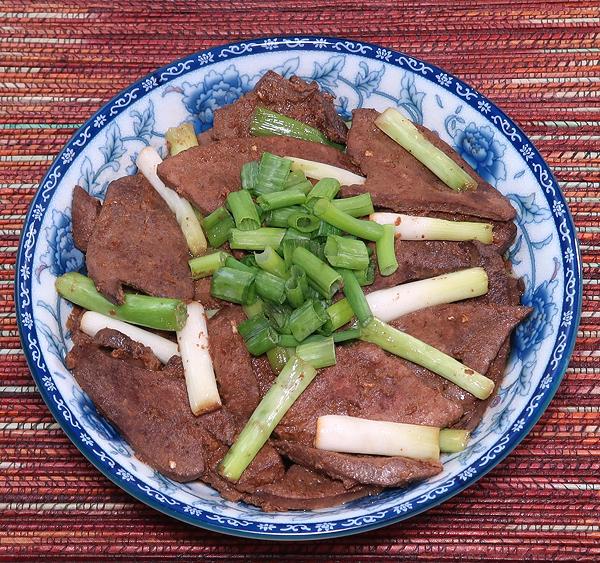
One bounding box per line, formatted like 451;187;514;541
93;327;163;370
251;464;380;511
391;303;531;430
208;306;260;420
342;109;516;222
369;239;522;306
157;136;359;215
71;185;101;252
272;440;442;488
277;342;464;447
392;303;530;377
212;71;348;144
251;355;277;397
85;174;193;304
67;325;284;487
68;340;208;481
455;339;511;430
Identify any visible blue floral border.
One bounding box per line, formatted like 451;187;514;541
15;36;582;540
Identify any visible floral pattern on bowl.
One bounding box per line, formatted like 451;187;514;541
15;36;581;540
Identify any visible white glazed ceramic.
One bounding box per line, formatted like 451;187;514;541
16;37;581;540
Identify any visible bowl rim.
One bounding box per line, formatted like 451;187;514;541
15;35;583;540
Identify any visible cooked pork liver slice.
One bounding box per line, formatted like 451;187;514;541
251;464;380;511
85;174;193;304
272;440;443;488
277;342;464;447
208;306;260;420
67;323;284;487
391;303;531;430
68;340;209;481
342;108;516;222
212;71;348;144
157;136;359;215
71;185;101;253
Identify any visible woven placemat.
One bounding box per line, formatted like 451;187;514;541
1;1;598;560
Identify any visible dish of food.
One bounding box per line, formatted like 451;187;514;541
16;37;581;539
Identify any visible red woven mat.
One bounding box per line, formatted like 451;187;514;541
1;1;599;560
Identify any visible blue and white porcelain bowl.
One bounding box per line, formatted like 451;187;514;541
16;37;582;540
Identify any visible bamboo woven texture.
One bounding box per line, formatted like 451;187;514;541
0;1;599;560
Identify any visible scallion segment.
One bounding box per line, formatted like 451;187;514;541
254;152;292;195
306;178;341;203
255;270;286;304
237;313;279;355
332;328;361;343
250;107;344;150
241;161;259;192
165;123;199;156
332;193;375;217
291;246;342;299
355;259;376;286
315;415;440;462
189;251;229;279
55;272;187;331
366;268;489;322
296;336;336;368
278;334;301;348
315;220;343;238
287;212;320;234
376;224;399;276
229;228;286;250
262;301;292;334
266;346;295;374
218;356;317;481
284;265;308;308
284;169;313;194
210;267;256;305
325;298;354;332
324;235;369;270
254;247;288;279
136;146;207;256
439;429;470;453
203;207;235;248
370;212;493;244
374;108;477;192
264;205;306;228
285;156;366;186
257;189;306;212
225;255;258;274
176;302;221;415
360;318;495;400
226;190;261;231
243;297;264;319
312;198;385;241
288;299;329;342
339;268;373;326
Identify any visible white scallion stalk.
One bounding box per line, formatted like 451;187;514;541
176;301;221;416
375;108;478;192
439;429;470;453
284;156;366;186
136;146;207;256
315;415;440;462
370;212;493;244
366;268;488;322
79;311;179;364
